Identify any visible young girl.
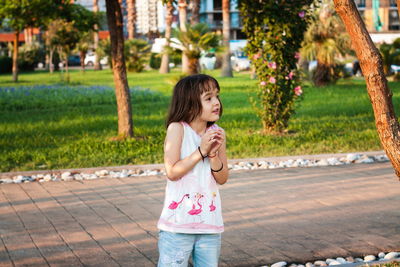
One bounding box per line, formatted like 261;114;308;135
157;74;229;267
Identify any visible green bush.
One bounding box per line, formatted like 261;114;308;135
0;56;12;73
125;39;151;72
18;42;44;71
150;53;161;69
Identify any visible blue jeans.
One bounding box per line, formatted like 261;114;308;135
157;230;221;267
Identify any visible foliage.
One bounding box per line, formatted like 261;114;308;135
239;0;313;133
379;39;400;75
150;53;162;69
0;56;12;73
0;0;69;32
97;38;112;68
0;70;391;172
301;0;352;86
172;23;220;74
18;42;44;71
124;39;151;72
172;23;220;60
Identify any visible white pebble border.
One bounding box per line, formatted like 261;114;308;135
264;251;399;267
0;153;390;184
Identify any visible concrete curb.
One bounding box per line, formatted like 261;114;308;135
0;150;386;179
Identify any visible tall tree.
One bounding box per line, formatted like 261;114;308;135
334;0;400;179
127;0;136;39
160;0;175;73
178;0;190;73
221;0;233;77
93;0;102;70
105;0;133;138
0;0;68;82
190;0;200;25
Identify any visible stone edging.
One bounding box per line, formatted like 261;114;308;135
0;151;389;184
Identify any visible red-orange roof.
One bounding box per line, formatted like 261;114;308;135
0;30;109;43
0;33;25;42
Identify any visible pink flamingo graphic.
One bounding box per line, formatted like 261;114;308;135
167;194;189;222
209;192;216;212
188;194;204;222
168;194;189;210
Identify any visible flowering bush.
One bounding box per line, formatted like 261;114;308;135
239;0;312;133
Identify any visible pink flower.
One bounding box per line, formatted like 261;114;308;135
294;52;300;59
253;53;261;60
269;77;276;84
294;86;302;96
298;11;305;18
260;81;267;86
288;71;294;80
268;61;277;69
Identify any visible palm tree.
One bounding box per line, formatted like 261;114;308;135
173;23;220;74
190;0;200;25
221;0;233;77
301;0;351;86
93;0;102;70
178;0;190;73
160;0;174;73
127;0;136;39
75;31;92;72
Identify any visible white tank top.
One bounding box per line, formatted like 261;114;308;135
157;122;224;234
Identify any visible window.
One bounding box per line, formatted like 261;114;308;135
355;0;366;8
389;9;400;30
213;0;222;10
390;0;397;7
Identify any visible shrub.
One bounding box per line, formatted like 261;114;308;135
0;56;12;73
240;0;313;133
150;53;161;69
124;39;151;72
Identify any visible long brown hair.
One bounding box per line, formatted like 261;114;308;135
166;74;223;128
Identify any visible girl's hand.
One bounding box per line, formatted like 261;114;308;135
209;129;224;156
199;129;220;156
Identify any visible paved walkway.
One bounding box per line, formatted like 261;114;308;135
0;162;399;267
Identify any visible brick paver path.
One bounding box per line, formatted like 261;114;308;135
0;162;399;267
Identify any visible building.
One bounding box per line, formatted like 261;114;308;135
199;0;244;40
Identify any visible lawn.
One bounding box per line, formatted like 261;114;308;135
1;68;399;172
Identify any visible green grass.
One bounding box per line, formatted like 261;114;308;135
1;68;399;172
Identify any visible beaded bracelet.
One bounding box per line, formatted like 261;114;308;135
211;163;224;172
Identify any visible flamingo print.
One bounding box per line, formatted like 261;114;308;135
188;194;204;222
167;194;189;222
209;192;216;212
168;194;189;210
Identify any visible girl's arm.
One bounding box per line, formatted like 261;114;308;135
164;122;202;181
209;133;229;185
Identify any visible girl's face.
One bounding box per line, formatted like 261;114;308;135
198;86;220;123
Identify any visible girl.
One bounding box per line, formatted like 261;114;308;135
157;74;229;267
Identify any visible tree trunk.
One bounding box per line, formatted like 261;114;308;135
334;0;400;179
187;56;199;75
160;0;173;74
106;0;133;138
221;0;233;77
80;51;86;72
49;49;54;73
93;0;102;70
313;62;332;87
190;0;200;25
12;31;19;82
178;0;189;74
127;0;136;39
